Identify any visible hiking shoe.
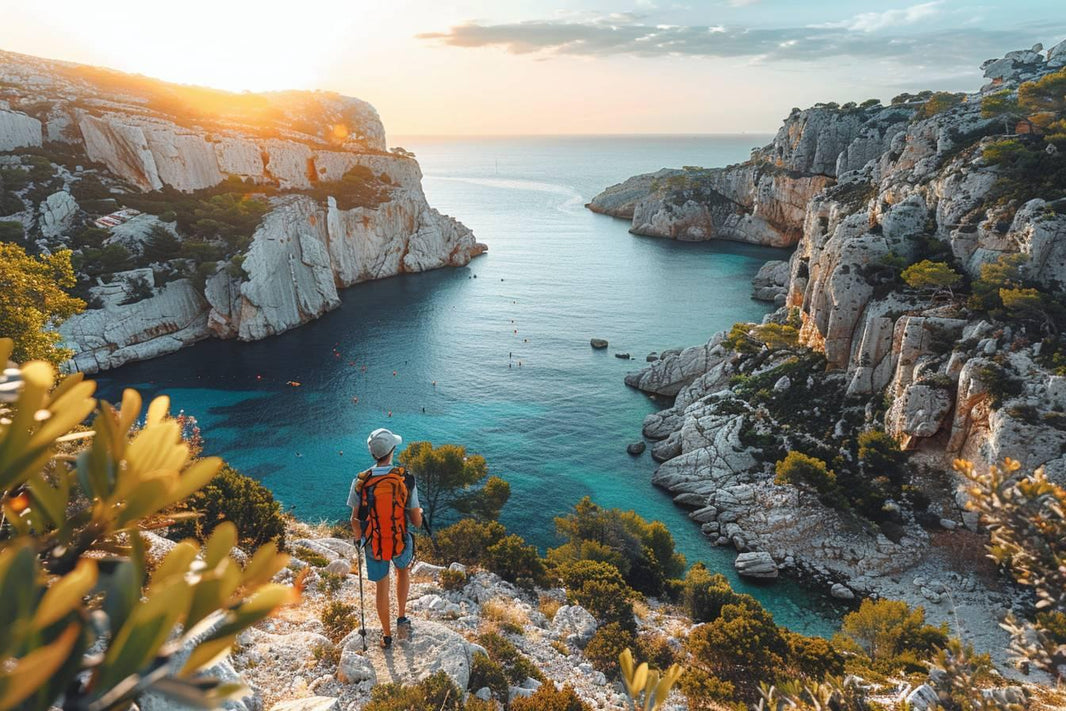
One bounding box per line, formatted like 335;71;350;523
380;634;393;649
396;617;412;641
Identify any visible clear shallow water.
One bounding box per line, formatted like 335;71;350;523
97;134;840;634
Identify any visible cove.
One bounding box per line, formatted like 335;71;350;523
96;135;841;635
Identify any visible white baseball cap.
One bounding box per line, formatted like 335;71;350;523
367;428;402;459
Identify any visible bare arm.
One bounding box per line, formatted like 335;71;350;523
408;506;423;529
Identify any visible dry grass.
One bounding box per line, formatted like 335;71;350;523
538;594;563;621
482;597;530;634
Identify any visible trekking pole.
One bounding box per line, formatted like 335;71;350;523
354;539;368;652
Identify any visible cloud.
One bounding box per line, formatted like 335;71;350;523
415;16;1056;68
819;2;943;33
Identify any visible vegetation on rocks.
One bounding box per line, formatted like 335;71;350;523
167;463;287;549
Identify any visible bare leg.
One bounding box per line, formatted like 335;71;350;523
396;566;410;620
376;577;391;638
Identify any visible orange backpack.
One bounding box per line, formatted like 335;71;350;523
356;466;410;561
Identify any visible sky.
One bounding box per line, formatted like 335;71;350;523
2;0;1064;135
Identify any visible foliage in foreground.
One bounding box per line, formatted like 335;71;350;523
956;457;1066;681
0;339;294;710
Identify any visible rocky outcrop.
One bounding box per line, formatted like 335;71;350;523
586;168;681;219
0;109;42;150
617;42;1066;635
0;50;486;372
751;260;790;304
61;279;211;373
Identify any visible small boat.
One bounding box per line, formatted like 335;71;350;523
287;380;302;387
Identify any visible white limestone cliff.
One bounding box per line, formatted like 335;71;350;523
0;49;486;372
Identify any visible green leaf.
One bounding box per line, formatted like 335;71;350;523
0;622;79;710
204;522;237;569
33;559;97;629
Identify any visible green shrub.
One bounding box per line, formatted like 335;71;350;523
583;622;636;674
570;579;636;630
548;497;685;595
468;652;508;701
555;559;627;592
775;451;837;495
915;92;965;120
317;572;344;596
833;599;948;674
168;464;286;549
0;220;24;242
485;533;547;586
784;630;845;680
685;601;788;700
509;684;591;711
430;519;506;567
321;600;356;643
364;671;463;711
295;546;330;568
901;259;962;295
675;563;747;623
634;631;677;672
477;631;545;685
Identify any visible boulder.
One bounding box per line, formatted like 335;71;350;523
590;338;608;349
904;684;940;711
338;619;484;690
551;605;598;648
751;260;790;302
626;441;646;456
734;551;778;580
324;559;351;576
615;353;631;360
38;190;78;239
830;583;855;600
0;110;42;151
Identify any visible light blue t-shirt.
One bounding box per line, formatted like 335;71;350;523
346;465;421;511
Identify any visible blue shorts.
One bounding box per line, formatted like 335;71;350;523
363;533;415;582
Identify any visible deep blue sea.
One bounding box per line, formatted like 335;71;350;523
97;134;840;634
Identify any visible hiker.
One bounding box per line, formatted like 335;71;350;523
349;428;424;649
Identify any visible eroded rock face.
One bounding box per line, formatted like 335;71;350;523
0;109;43;150
615;43;1066;601
0;50;486;372
752;260;790;304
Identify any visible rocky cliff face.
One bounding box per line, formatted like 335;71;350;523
0;50;485;373
608;41;1066;642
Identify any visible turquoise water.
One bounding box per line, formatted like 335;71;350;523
96;135;840;634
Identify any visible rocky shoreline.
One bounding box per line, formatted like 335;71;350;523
601;40;1066;670
0;50;486;373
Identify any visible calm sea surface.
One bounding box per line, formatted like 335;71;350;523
97;135;840;634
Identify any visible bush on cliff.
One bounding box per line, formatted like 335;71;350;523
673;563;750;623
363;671;464;711
168;463;287;549
423;518;506;567
684;600;789;702
584;622;637;674
509;684;592;711
833;598;948;674
775;451;838;497
485;533;548;587
956;457;1066;681
548;497;685;595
